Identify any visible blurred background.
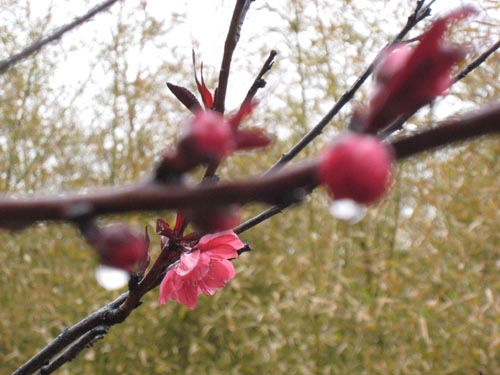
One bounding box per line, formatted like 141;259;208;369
1;0;500;373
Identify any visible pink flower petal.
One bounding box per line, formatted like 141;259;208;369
204;244;239;260
174;279;200;309
198;259;236;296
158;270;181;304
198;231;244;252
176;250;201;277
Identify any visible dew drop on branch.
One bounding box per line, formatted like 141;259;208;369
95;265;130;290
329;199;367;224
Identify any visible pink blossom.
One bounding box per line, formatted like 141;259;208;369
365;6;476;131
158;231;244;309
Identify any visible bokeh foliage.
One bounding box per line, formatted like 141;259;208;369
1;1;500;374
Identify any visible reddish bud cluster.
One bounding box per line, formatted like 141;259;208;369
364;6;476;132
318;134;393;204
163;53;272;177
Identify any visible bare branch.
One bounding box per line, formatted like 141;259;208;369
213;0;254;114
12;293;127;375
243;50;277;104
0;162;318;230
38;326;109;375
391;104;500;160
0;0;122;75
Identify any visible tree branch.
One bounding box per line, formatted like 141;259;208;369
213;0;254;114
0;0;122;75
203;0;254;179
12;293;127;375
38;326;109;375
2;103;500;233
456;39;500;82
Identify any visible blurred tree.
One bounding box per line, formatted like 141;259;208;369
1;1;500;374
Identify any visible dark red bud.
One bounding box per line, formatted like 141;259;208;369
86;224;149;272
318;134;393;204
187;205;241;234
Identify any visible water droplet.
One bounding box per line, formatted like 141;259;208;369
403;122;418;132
95;265;130;290
329;199;367;224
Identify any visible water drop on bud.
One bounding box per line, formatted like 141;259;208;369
329;199;367;224
95;265;130;290
318;134;393;204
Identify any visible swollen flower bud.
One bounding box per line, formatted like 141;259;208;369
318;134;393;204
85;224;149;272
188;205;241;234
178;110;234;164
373;44;413;85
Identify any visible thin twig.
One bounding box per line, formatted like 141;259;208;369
243;50;277;104
456;39;500;82
265;0;434;174
234;204;286;234
0;0;122;75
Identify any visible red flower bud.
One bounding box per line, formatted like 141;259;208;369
365;6;476;131
373;44;413;85
85;224;149;272
188;205;241;234
318;134;393;204
179;110;234;163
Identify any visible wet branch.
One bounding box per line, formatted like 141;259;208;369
2;103;500;233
